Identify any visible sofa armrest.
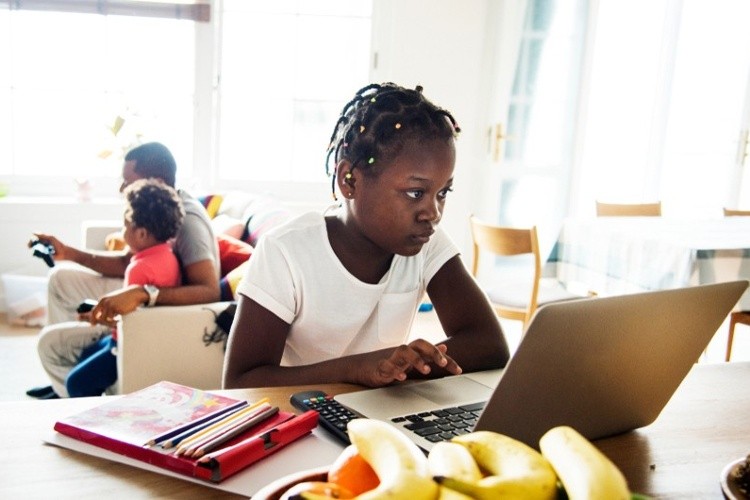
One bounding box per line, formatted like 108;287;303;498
116;302;230;393
82;220;122;250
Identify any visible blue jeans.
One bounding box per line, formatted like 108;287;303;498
65;334;117;397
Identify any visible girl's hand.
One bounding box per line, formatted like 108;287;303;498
359;340;462;387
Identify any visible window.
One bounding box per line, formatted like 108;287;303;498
0;1;373;198
575;0;750;215
492;0;588;243
0;8;195;196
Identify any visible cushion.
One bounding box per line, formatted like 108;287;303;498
197;194;224;219
217;233;253;277
211;214;245;240
241;198;291;246
220;260;248;301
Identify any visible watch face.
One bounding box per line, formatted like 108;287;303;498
144;285;159;306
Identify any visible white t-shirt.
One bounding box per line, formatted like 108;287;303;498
237;212;459;366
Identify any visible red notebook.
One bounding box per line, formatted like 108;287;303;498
54;381;318;483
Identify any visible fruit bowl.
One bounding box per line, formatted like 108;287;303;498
253;466;329;500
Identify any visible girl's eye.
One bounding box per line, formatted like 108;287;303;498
438;187;454;199
406;190;424;199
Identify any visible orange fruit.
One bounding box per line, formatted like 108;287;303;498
280;481;355;499
327;445;380;496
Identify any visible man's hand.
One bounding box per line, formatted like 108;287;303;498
29;232;72;261
90;285;148;328
357;340;462;387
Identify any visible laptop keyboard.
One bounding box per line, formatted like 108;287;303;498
390;401;486;443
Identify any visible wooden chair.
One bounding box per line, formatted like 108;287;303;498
723;207;750;216
726;311;750;362
595;201;662;216
469;215;589;331
723;207;750;360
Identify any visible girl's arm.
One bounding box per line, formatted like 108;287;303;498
424;255;511;375
222;294;463;389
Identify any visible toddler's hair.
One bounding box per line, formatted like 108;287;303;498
124;179;185;243
325;83;460;199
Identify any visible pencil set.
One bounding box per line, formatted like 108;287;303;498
54;381;320;483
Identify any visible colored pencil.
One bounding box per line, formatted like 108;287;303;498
196;411;295;464
174;400;271;455
188;406;279;458
174;403;272;457
160;397;268;449
143;399;248;447
158;401;252;449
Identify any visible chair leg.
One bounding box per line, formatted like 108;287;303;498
726;314;738;362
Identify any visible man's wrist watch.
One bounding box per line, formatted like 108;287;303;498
143;284;159;307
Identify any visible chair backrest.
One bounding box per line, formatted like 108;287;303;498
595;201;662;216
723;207;750;216
469;215;541;327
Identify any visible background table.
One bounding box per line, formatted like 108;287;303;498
547;216;750;309
2;365;748;498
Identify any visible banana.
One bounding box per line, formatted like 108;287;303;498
427;442;481;500
539;426;629;500
448;431;558;500
346;418;438;500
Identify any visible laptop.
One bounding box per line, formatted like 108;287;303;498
335;280;748;450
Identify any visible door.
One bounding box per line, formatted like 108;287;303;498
657;0;750;216
485;0;590;255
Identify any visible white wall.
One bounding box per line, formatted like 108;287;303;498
0;197;125;310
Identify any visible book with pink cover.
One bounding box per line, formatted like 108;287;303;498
54;381;318;482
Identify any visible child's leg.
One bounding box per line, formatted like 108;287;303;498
37;322;110;398
65;336;118;397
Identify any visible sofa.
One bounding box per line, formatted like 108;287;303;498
85;191;320;393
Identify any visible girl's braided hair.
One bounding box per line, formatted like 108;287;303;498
325;83;460;199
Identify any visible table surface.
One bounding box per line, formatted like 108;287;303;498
2;364;749;499
549;216;750;309
557;216;750;249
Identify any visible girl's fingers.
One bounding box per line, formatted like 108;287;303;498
375;342;462;383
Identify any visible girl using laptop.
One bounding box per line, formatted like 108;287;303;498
223;83;510;389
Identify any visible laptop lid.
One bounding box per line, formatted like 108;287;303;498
335;280;748;449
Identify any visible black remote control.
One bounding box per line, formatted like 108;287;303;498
290;390;358;445
31;240;55;268
76;299;98;314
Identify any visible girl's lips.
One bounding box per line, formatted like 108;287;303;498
412;230;434;244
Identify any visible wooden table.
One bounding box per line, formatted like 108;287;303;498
2;365;748;499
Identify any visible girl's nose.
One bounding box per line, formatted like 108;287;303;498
419;197;442;223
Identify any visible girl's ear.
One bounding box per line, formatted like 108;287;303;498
134;226;150;244
336;159;357;199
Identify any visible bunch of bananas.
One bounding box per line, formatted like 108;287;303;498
279;419;633;500
431;427;631;500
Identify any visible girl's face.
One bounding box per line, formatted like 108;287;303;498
348;138;456;256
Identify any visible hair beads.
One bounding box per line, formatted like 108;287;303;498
325;83;460;200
